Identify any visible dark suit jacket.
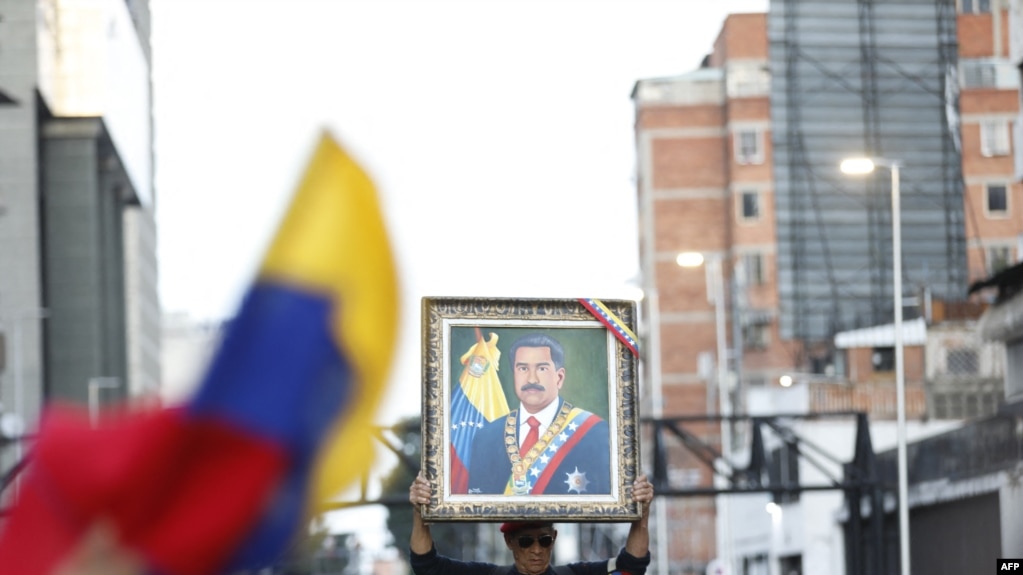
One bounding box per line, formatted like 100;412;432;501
466;399;610;495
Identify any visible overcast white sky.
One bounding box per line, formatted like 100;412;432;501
153;0;767;418
151;0;767;551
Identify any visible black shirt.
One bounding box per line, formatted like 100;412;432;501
409;544;651;575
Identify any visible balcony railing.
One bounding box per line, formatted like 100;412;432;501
809;381;928;419
876;412;1023;485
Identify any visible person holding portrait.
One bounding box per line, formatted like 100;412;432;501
466;333;611;495
408;473;654;575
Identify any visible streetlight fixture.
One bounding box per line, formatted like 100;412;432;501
840;156;910;575
676;250;734;574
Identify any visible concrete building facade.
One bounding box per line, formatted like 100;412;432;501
0;0;159;440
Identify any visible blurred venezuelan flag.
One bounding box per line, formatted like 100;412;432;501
448;328;509;493
0;132;399;575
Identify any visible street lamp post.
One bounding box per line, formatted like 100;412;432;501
676;251;734;575
840;157;909;575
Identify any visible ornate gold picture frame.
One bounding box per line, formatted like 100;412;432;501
420;297;641;522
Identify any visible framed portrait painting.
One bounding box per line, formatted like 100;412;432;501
419;297;641;522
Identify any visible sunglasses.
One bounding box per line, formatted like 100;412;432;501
517;534;555;549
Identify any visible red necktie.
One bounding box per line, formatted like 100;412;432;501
520;416;540;457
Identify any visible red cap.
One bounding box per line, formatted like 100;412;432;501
499;521;553;534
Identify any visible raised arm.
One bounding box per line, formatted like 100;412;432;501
624;474;653;559
408;473;435;555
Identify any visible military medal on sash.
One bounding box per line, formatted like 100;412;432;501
506;416;530;494
512;462;529;495
505;403;575;495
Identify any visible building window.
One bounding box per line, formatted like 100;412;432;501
949;393;966;419
743;323;769;351
947;348;979;375
734;129;764;165
982;391;998;414
930;391;1001;420
833;349;848;378
1008;339;1023;400
743;253;766;286
987;245;1012;274
962;61;997;88
779;555;803;575
965;394;980;416
740;190;760;220
872;347;895;372
980;121;1011;157
986;183;1008;216
961;0;991;13
743;554;769;575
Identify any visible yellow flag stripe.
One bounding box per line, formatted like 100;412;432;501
261;132;399;504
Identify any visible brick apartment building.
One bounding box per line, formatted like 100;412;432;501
633;1;1018;573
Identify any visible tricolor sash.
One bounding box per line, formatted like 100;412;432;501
502;403;601;495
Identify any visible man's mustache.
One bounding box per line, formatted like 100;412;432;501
519;383;545;392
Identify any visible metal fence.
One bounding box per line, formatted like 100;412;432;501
876;412;1023;485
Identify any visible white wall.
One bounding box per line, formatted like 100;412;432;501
1001;474;1023;557
729;384;963;574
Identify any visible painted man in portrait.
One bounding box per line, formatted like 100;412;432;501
466;333;611;495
